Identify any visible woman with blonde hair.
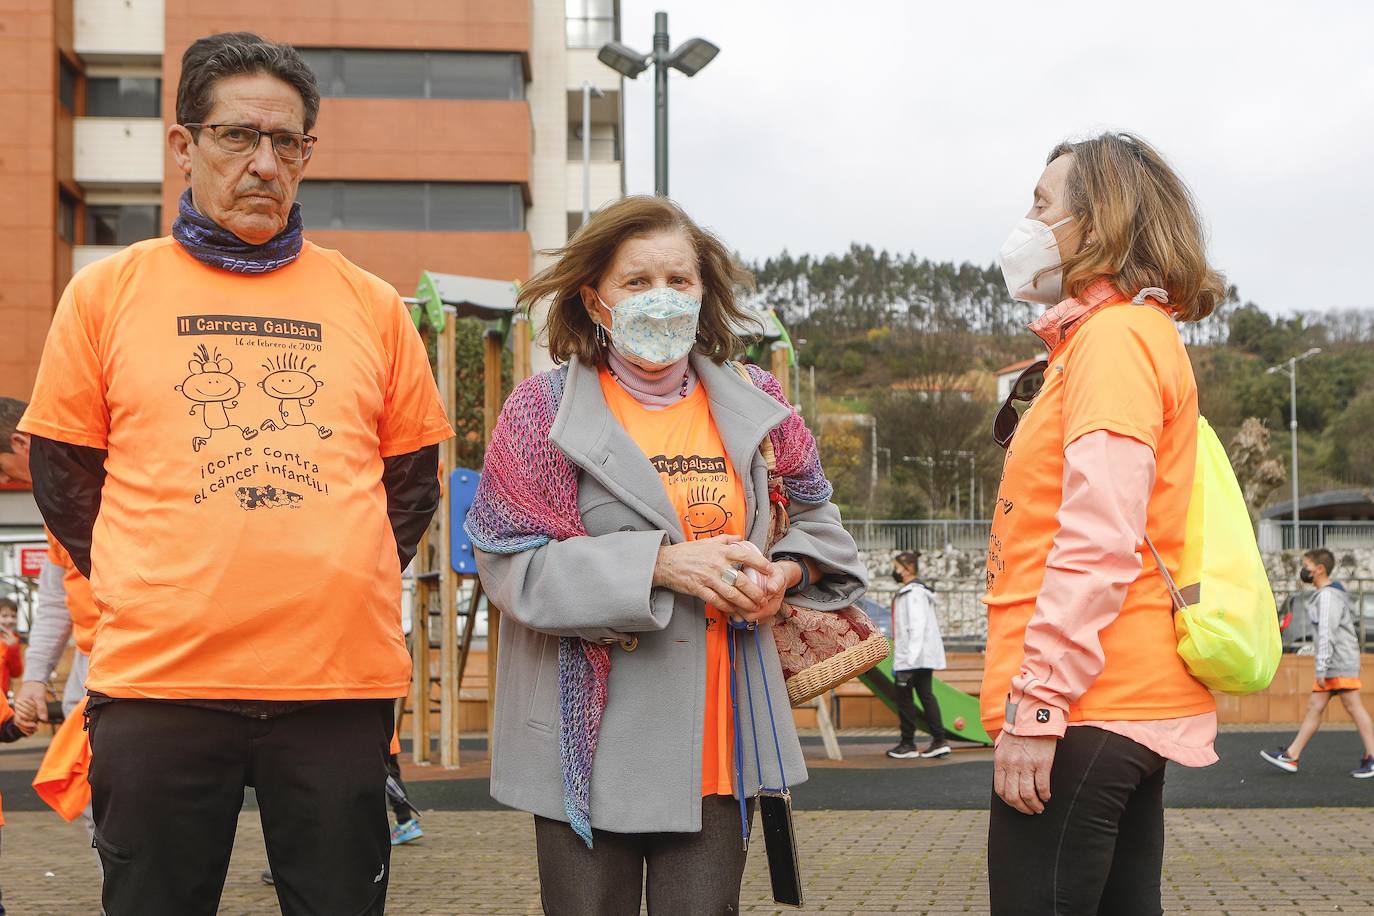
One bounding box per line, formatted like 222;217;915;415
983;132;1225;915
466;195;865;915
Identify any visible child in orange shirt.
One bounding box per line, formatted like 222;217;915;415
1;690;40;916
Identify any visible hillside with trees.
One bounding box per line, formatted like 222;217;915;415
744;245;1374;519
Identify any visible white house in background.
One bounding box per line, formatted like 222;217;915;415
995;355;1048;404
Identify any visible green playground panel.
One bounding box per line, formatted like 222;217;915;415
858;654;992;746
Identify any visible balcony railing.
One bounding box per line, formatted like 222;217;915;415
74;117;163;186
74;0;164;60
565;137;620;162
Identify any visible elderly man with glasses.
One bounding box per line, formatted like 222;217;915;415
19;32;452;916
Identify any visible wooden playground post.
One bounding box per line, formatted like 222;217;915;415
770;341;791;400
437;312;461;768
482;328;505;754
512;313;530;385
410;313;460;767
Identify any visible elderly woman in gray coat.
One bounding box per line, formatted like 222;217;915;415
466;196;866;916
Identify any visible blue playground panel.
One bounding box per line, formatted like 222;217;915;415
449;468;481;574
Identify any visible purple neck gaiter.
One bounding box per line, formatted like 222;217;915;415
172;189;304;274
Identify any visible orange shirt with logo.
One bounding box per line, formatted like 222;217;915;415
600;371;745;796
19;237;453;701
982;301;1215;733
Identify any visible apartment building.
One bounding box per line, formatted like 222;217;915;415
0;0;626;398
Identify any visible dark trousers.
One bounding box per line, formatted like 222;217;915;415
533;795;753;916
86;698;394;916
988;726;1167;916
893;668;945;744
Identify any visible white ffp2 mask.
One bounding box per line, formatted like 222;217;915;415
999;216;1072;305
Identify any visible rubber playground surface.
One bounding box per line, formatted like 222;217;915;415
8;727;1366;815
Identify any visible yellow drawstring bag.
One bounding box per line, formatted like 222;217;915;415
1145;417;1281;695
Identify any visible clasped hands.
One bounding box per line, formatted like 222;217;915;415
9;683;45;737
652;534;797;624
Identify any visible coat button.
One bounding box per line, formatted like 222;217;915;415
619;636;639;652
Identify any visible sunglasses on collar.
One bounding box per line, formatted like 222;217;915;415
992;359;1048;449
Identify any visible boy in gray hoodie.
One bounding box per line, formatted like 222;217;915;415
1262;549;1374;777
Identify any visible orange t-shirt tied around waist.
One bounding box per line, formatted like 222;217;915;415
19;238;454;701
600;371;746;797
982;298;1215;736
33;695;92;821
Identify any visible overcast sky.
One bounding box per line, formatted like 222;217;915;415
615;0;1374;315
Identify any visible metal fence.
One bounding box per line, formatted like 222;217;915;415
847;519;1374;553
1258;521;1374;552
864;578;1374;650
843;519;992;552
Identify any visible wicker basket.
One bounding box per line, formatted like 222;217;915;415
783;630;890;706
771;601;892;707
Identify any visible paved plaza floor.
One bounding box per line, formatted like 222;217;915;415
1;727;1371;915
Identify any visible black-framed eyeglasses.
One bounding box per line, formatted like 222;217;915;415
993;359;1048;449
184;123;317;162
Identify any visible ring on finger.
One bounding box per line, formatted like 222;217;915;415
721;567;739;587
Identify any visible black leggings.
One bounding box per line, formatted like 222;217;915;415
533;795;753;915
987;726;1167;916
893;668;945;744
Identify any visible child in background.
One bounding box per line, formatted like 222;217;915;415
1;687;40;915
0;597;23;697
1262;549;1374;778
886;551;951;760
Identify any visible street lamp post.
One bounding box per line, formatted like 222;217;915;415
1267;347;1321;548
597;12;719;196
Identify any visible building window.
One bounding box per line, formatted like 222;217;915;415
86;78;161;117
57;193;77;243
297;182;525;232
59;56;78;111
298;50;525;101
566;0;616;48
86;204;161;246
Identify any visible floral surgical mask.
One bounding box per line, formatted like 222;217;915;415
598;287;702;370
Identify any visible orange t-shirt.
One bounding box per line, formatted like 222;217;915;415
600;371;745;796
46;532;99;656
19;237;453;700
982;301;1215;733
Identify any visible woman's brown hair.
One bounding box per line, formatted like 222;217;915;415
1046;132;1225;322
519;195;755;364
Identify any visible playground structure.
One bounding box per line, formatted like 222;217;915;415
404;271;530;767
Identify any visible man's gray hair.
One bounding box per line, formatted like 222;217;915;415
0;397;27;453
175;32;321;133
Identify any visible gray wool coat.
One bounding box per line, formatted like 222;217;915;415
476;353;867;835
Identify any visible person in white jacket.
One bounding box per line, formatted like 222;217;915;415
887;551;950;759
